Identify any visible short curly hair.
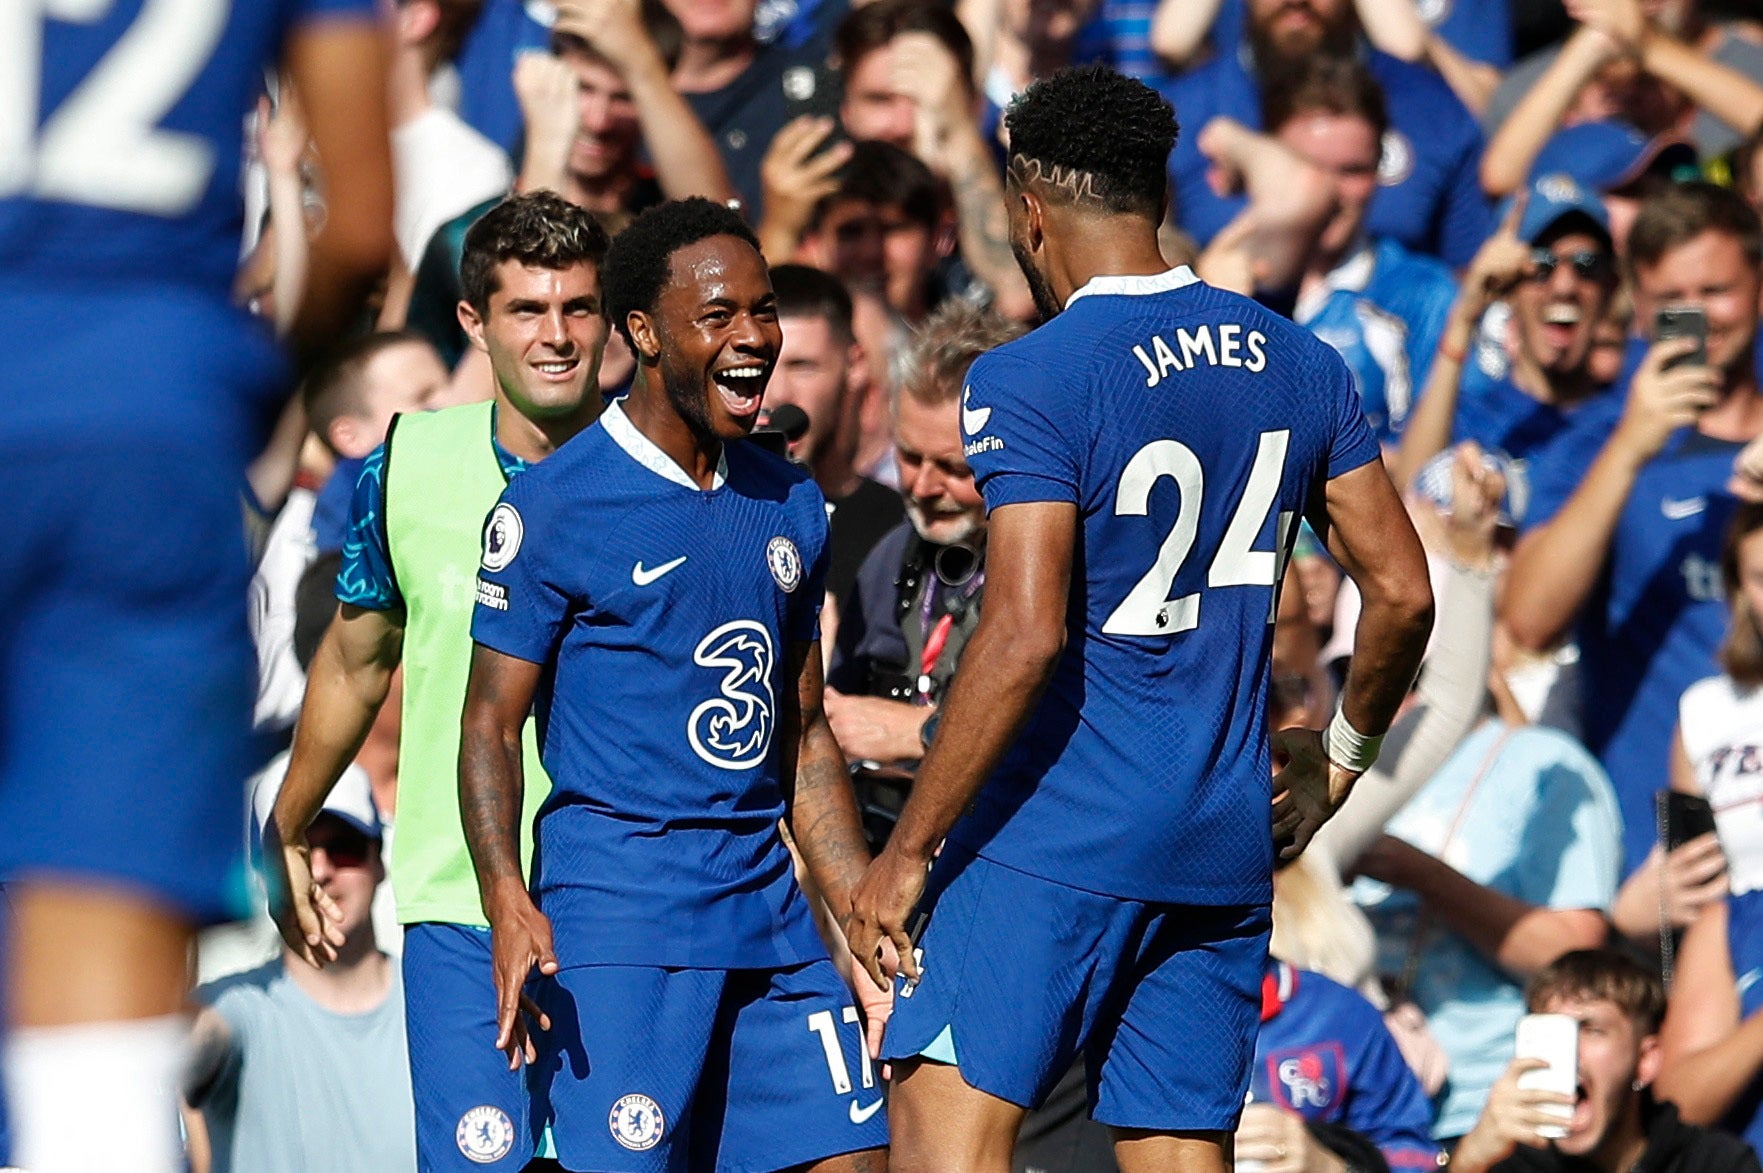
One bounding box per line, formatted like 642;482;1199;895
603;198;761;348
459;191;611;313
1004;65;1177;218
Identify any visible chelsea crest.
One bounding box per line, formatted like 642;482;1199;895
767;536;802;592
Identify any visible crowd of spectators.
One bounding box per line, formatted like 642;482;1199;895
147;0;1763;1167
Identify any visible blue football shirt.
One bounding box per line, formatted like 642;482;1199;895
471;402;832;968
951;266;1380;904
1;0;378;294
1296;238;1459;444
1252;962;1442;1173
0;0;378;443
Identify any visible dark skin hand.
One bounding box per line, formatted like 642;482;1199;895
458;643;556;1069
845;500;1075;991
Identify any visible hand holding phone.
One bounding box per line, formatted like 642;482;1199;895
1655;305;1709;371
1515;1013;1578;1140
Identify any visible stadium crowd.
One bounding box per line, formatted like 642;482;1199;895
16;0;1763;1168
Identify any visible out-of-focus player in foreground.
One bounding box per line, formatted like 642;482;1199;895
846;66;1434;1173
0;4;393;1171
461;199;888;1171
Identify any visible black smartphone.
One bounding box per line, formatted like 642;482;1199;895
1656;305;1708;370
1657;789;1717;850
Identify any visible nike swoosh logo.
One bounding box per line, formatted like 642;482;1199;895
1662;496;1706;520
1740;967;1763;997
848;1098;884;1124
961;386;991;435
632;556;688;586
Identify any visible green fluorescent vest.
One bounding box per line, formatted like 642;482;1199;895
383;400;549;927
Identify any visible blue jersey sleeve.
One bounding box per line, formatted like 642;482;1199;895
1322;348;1382;479
335;446;402;611
790;481;832;644
470;479;573;664
963;351;1084;508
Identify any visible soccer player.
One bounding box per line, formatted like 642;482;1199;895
461;198;888;1171
266;191;609;1171
845;67;1434;1172
0;6;392;1171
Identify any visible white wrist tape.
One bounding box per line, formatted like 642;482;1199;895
1323;703;1383;774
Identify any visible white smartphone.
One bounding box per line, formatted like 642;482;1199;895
1515;1012;1579;1140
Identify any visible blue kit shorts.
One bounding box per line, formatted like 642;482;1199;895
881;843;1271;1131
531;958;888;1172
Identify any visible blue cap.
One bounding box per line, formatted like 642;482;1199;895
1502;171;1611;246
1530;119;1698;194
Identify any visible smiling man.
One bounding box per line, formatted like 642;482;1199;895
265;191;609;1172
1504;182;1763;876
460;198;887;1172
1449;949;1760;1173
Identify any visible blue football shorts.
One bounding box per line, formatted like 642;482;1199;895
530;958;888;1172
404;924;540;1170
881;842;1271;1131
0;286;284;923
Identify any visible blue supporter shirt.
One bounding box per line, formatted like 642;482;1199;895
335;425;528;611
452;0;551;155
951;266;1379;904
1725;890;1763;1151
1521;343;1756;873
1160;48;1492;269
1296;238;1459;443
1252;962;1442;1172
1449;370;1601;464
470;402;831;968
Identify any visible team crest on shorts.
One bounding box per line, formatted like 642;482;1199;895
609;1093;665;1151
481;503;523;572
767;536;802;592
455;1105;515;1163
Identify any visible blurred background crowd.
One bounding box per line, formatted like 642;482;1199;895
138;0;1763;1167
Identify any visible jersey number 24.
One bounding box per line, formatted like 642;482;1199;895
2;0;230;216
1104;429;1293;637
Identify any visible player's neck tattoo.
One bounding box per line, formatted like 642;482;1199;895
1010;155;1102;204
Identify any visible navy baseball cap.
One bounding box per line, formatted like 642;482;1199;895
1531;119;1698;194
1502;171;1611;246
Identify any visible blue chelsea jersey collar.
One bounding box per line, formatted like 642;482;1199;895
600;399;729;491
1064;265;1201;309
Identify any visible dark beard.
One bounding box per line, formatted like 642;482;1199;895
1247;6;1354;71
658;353;720;443
1012;239;1065;323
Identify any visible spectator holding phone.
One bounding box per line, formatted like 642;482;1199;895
1451;949;1759;1173
1651;502;1763;1153
1504;182;1763;881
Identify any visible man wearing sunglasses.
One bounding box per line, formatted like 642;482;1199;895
186;769;413;1173
1395;171;1621;487
1506;181;1763;883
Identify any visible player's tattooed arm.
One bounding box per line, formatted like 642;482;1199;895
780;640;873;922
846;501;1077;988
459;643;557;1067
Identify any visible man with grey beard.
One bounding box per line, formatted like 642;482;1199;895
824;300;1023;776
